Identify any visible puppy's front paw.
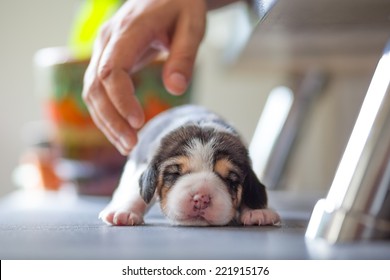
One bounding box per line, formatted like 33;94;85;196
240;208;281;226
99;208;144;226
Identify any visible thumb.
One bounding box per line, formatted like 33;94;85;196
163;14;206;96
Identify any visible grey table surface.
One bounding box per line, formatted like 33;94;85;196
0;189;389;260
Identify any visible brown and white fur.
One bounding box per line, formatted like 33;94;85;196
99;105;280;226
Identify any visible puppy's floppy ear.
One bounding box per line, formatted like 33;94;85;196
242;167;268;209
139;165;158;203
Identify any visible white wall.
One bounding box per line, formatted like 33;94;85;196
0;0;80;196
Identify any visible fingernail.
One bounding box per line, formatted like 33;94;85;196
169;72;187;95
120;136;132;151
128;116;144;129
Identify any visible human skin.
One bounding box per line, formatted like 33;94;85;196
82;0;240;155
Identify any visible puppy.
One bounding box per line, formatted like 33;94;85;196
99;105;280;226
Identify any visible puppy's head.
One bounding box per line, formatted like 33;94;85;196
139;125;267;226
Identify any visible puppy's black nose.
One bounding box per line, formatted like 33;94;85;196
192;194;210;210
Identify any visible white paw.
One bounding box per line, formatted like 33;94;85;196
240;208;281;226
99;208;144;226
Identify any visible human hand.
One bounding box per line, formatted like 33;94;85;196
82;0;207;155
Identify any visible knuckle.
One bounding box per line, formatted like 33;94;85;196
81;87;92;103
81;90;89;103
97;62;113;81
82;80;99;102
117;15;132;31
98;21;112;39
116;13;144;32
82;80;92;99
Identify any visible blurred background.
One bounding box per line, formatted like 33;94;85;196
0;0;80;197
0;0;387;198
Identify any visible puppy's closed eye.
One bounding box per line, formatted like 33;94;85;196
214;158;242;191
226;171;242;189
163;164;182;186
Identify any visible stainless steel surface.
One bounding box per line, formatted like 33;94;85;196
306;40;390;243
249;0;277;21
259;69;328;189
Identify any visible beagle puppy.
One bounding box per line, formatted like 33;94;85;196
99;105;280;226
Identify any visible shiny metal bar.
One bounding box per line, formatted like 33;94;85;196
306;39;390;243
248;0;278;21
258;70;327;189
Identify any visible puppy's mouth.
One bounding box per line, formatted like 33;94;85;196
171;211;212;226
187;212;207;220
184;218;210;226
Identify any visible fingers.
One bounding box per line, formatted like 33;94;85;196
98;64;145;129
83;21;140;155
163;4;206;95
83;0;208;155
97;22;155;126
86;80;138;155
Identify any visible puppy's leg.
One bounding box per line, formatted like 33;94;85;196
240;206;281;226
99;161;150;226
